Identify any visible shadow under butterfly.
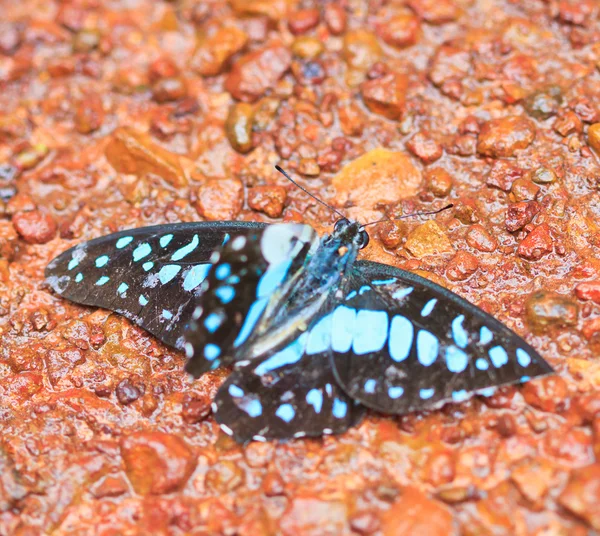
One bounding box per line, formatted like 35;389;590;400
45;167;553;443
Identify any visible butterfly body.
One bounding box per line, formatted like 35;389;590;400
46;218;553;443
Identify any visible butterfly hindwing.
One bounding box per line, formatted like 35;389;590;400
213;316;365;443
184;223;320;377
45;221;266;349
329;261;553;414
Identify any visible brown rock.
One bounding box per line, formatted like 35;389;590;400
191;26;248;77
425;168;453;197
517;223;553;260
291;36;324;59
405;220;455;258
225;45;292;102
361;73;408;120
75;93;104;134
525;291;579;329
225;102;254;154
381;487;454;535
378;12;420;48
0;220;18;259
554;111;583;137
120;432;196;495
280;496;348;536
248;185;287;218
477;116;536;158
530;166;557;184
92;475;128;499
324;4;347;35
588;123;600;154
181;393;211;424
446;251;479;281
511;459;555;506
338;101;366;136
152;77;187;103
12;210;56;244
195;178;243;220
510;178;540;202
377;221;406;249
408;0;459;24
332;148;421;209
115;378;143;405
466;224;497;252
288;9;319;35
575;281;600;303
406;131;443;163
343;30;382;73
558;465;600;530
505;201;541;232
105;127;187;187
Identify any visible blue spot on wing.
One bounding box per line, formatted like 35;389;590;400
452;315;468;348
159;234;173;248
306;313;332;355
421;298;437;317
352;310;388;355
171;235;199;261
332;399;347;419
480;326;493;345
116;236;133;249
276;404;295;422
331;306;356;353
254;334;307;375
95;255;109;268
516;348;531;367
234;297;268;348
133;243;151;262
416;330;438;366
157;264;181;284
445;346;468;373
489;345;508;368
183;264;210;291
388;386;404;399
96;276;110;286
306;389;323;413
389;315;413;362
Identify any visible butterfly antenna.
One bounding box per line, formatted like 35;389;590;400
362;203;454;227
275;165;348;220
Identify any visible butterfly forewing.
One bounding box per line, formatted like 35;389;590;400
213;317;365;443
45;221;266;349
329;261;553;414
184;223;320;377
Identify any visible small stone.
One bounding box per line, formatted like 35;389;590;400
120;432;196;495
558;465;600;530
530;166;557;184
297;158;320;176
510;459;555;506
105;127;187;187
466;224;497;252
525;291;579;329
92;475;128;499
181;393;211;423
477;116;536;158
205;460;244;494
12;210;56;244
407;0;459;24
361;73;408;120
486;160;524;191
406;131;443;163
381;487;454;535
517;223;553;260
75;93;104;134
343;30;382;78
288;9;319;35
280;497;348;536
291;36;324;59
523;86;562;120
115;378;143;405
378;12;420;48
423;451;455;487
428;45;470;89
405;220;455;258
511;178;540;202
13;144;49;171
191;26;248;77
425;168;453;197
575;281;600;303
350;512;380;535
554;111;582;137
152;77;187;103
225;102;254;154
225;45;292;102
229;0;294;20
0;220;18;260
292;59;326;85
338;101;366;136
72;29;100;53
324;4;347;35
377;221;406;249
332;148;421;209
588;123;600;154
247;185;287;218
0;22;22;55
446;251;479;281
505;201;541;232
195;178;243;220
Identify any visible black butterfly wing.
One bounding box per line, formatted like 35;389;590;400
45;221;266;349
213;314;365;443
329;261;553;414
183;223;320;377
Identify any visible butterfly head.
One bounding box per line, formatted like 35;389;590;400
332;218;370;250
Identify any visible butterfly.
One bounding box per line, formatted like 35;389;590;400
45;170;553;443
